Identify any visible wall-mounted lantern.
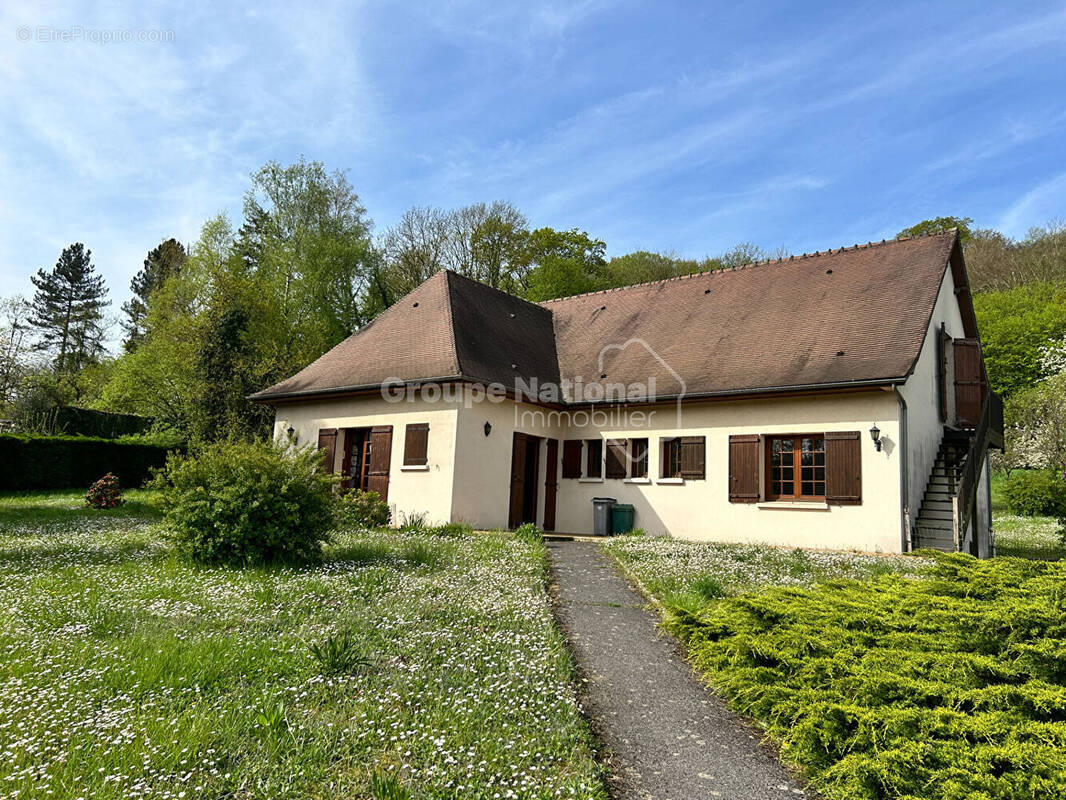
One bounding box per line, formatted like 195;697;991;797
484;421;492;437
286;425;295;439
869;423;882;452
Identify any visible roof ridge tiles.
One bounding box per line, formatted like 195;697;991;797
537;228;958;304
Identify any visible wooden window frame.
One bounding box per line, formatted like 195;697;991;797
629;438;648;478
765;434;826;501
586;439;603;479
402;422;429;467
660;437;682;479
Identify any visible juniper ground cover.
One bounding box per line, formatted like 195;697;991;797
0;490;606;799
605;537;1066;800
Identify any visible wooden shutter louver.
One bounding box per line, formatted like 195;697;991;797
631;438;648;478
679;436;705;480
825;430;861;505
586;440;602;479
562;441;583;479
366;426;393;502
728;434;759;503
403;423;429;466
953;339;985;428
316;428;337;474
605;439;627;479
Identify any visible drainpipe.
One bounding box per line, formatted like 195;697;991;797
894;387;911;553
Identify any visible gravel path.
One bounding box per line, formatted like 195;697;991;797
547;539;810;800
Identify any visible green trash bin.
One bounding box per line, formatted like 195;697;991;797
611;503;635;535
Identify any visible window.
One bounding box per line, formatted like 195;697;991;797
586;439;602;478
605;439;627;479
661;437;681;478
402;423;429;466
630;438;648;478
767;435;825;500
660;436;704;479
562;440;583;478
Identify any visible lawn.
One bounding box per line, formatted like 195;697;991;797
0;490;606;799
604;537;1066;800
989;470;1065;560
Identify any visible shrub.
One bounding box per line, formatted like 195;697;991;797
513;523;542;544
85;473;124;509
335;489;391;529
666;554;1066;800
160;440;334;565
1003;469;1066;516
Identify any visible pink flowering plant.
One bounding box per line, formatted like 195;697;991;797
85;473;124;509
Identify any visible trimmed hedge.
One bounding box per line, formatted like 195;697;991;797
0;434;174;491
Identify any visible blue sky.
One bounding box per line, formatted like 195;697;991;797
2;0;1065;326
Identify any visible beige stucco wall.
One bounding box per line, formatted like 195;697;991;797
898;266;967;524
272;394;460;525
451;390;905;552
898;263;992;547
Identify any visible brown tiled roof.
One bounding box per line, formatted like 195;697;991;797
252;231;960;403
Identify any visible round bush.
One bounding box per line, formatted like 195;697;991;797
1002;469;1066;517
160;440;335;564
85;473;124;509
335;489;391;530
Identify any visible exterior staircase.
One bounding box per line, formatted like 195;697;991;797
914;432;972;552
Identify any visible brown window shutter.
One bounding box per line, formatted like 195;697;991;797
316;428;337;474
403;423;429;466
366;426;393;502
728;434;759;502
586;439;602;479
680;436;705;479
562;440;583;479
605;439;627;479
630;438;648;478
953;339;983;427
825;431;861;505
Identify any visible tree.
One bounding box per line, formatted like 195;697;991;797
122;238;186;351
897;216;974;245
522;228;608;301
29;243;110;373
606;251;707;287
243;157;377;372
0;296;34;411
973;283;1066;397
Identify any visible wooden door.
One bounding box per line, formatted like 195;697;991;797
366;426;393;501
544;438;558;532
954;339;985;427
508;433;528;529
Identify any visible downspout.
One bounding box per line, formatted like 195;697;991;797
894;387;911;553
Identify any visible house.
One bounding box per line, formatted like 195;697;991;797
251;230;1003;556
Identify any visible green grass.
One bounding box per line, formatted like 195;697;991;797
990;470;1065;561
0;491;606;799
603;535;931;613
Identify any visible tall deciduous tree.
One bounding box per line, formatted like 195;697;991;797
122;238;187;351
0;296;34;410
29;243;110;373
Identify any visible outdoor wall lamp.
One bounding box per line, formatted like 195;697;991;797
484;421;492;437
286;425;295;439
870;423;882;452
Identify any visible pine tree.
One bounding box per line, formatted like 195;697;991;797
122;238;186;351
29;243;110;372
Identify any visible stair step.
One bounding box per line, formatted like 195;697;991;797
916;521;954;533
919;511;955;522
